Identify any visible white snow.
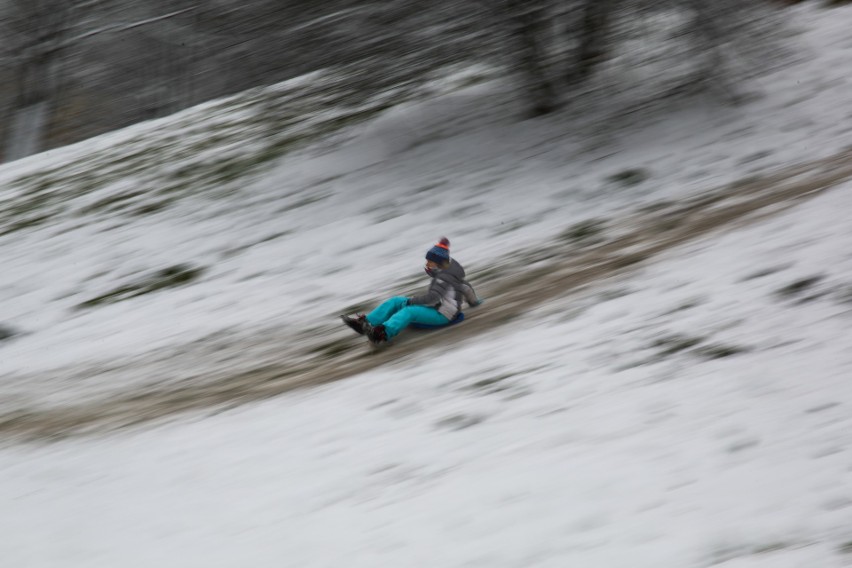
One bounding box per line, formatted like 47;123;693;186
1;3;852;567
2;176;852;567
0;4;850;387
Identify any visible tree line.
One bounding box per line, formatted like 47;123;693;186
0;0;798;161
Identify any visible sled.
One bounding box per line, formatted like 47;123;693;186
411;312;465;330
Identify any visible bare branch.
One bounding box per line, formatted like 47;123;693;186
62;6;198;46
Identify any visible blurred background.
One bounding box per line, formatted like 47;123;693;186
0;0;806;162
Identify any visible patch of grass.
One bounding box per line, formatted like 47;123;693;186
751;542;790;554
742;265;789;281
655;216;683;232
374;207;403;224
708;543;751;565
727;175;762;193
170;162;209;181
738;150;773;165
559;219;606;243
0;212;56;236
164;155;264;194
77;264;205;309
727;439;760;453
598;287;634;302
611;252;650;269
155;179;194;198
503;389;533;400
0;325;17;341
253;133;312;163
257;230;292;244
834;285;852;305
435;413;485;431
368;399;398;410
278;192;330;213
527;248;561;263
695;343;751;359
606;168;651;187
775;275;824;299
651;333;749;361
0;76;412;243
411;181;447;195
12;170;61;189
77;284;141;309
209;158;254;184
707;539;797;565
805;402;840;414
311;337;355;358
132;200;172;216
661;297;704;315
465;372;516;392
652;334;705;357
304;174;346;189
639;200;677;214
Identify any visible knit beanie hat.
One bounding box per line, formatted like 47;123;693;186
425;237;451;264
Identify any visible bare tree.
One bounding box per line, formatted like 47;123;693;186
569;0;614;85
496;0;785;115
0;0;789;160
504;0;559;116
0;1;202;159
1;0;79;104
0;0;77;160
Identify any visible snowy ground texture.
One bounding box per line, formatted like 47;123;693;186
1;2;852;567
3;170;852;568
1;4;851;391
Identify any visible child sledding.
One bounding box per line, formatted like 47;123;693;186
341;238;482;345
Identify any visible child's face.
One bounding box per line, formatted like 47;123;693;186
425;260;441;276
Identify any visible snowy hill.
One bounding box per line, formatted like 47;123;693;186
4;173;852;567
1;3;852;567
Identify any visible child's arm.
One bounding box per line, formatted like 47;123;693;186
460;280;482;307
407;284;442;308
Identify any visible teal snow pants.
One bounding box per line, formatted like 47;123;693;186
367;296;450;339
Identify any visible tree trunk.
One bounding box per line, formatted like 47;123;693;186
5;49;58;161
507;1;558;116
568;0;613;85
687;0;740;103
4;101;50;161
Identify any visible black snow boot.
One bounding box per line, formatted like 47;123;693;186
366;324;388;345
341;314;368;335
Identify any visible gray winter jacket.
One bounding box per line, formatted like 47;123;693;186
408;259;479;320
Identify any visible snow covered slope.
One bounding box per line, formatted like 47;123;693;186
1;3;852;566
0;4;851;390
2;169;851;568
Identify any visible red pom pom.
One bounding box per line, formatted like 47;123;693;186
438;237;450;247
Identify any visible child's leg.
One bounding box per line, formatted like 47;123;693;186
366;296;409;326
383;305;449;338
